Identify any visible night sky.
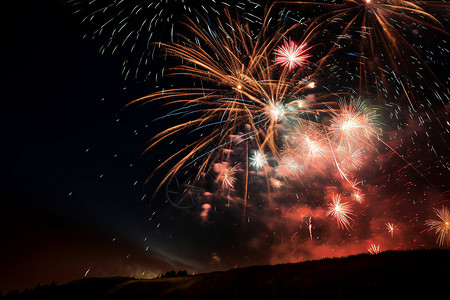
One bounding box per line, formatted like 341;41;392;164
0;0;182;292
1;0;449;294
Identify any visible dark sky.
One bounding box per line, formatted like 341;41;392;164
0;0;183;292
1;0;449;294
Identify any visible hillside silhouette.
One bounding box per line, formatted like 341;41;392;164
2;249;449;299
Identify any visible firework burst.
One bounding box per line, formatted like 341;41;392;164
216;163;240;190
368;243;381;255
351;190;364;203
274;38;312;71
386;222;395;237
338;146;364;172
426;206;450;247
329;99;380;147
250;151;268;170
326;193;354;230
285;121;330;162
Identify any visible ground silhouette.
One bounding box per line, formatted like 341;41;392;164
2;249;449;299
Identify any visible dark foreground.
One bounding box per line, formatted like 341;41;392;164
2;249;449;299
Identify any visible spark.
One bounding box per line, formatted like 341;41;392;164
70;0;260;80
290;121;331;161
304;136;328;159
270;178;283;189
277;154;303;177
297;99;306;108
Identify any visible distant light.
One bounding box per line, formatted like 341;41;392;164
307;82;316;88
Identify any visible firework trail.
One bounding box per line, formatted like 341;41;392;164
69;0;263;81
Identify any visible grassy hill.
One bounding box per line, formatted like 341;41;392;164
2;249;449;299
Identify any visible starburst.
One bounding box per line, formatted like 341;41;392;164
216;163;240;190
326;194;354;230
250;151;268;170
329;100;379;146
426;206;450;247
351;190;364;203
274;38;311;71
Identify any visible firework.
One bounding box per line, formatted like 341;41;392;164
110;0;449;264
274;38;312;71
425;206;450;247
127;7;334;197
338;146;364;172
250;151;268;170
329;99;380;147
303;135;329;160
283;121;329;163
277;154;303;177
326;193;354;230
270;178;283;189
216;163;240;190
308;216;313;241
386;222;395;237
271;97;380;193
368;244;381;255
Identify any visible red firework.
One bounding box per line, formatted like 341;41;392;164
274;38;311;71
